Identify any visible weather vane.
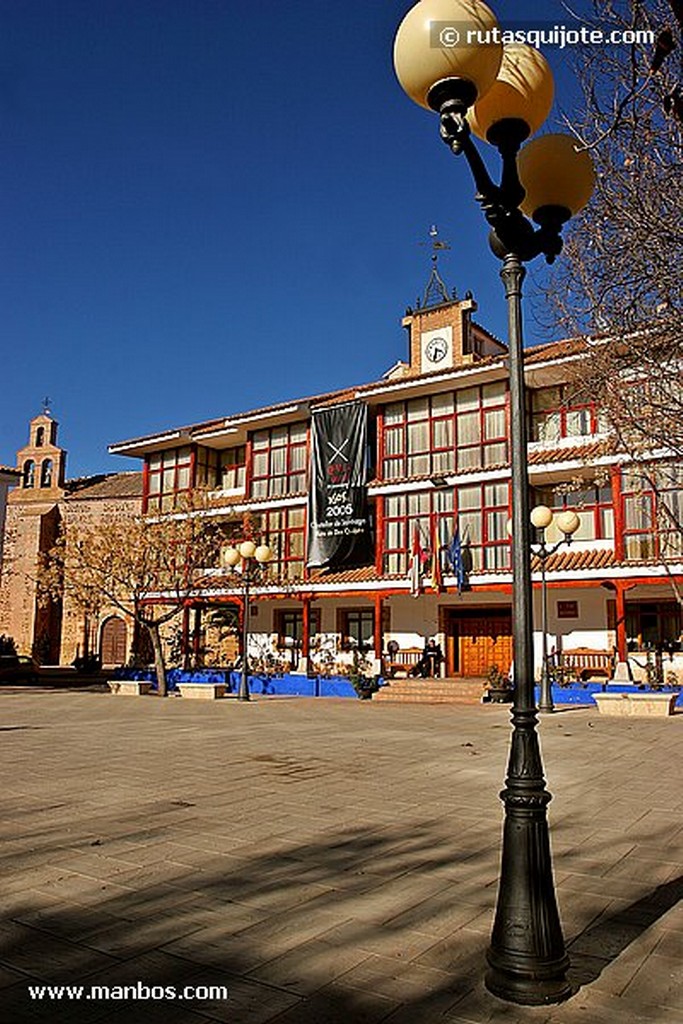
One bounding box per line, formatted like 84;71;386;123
418;225;455;307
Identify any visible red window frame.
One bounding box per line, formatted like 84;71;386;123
262;506;306;581
145;446;194;513
533;484;614;542
250;423;308;498
382;490;457;576
530;385;601;443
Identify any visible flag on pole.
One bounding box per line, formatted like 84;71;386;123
446;529;466;593
430;518;443;592
408;525;427;598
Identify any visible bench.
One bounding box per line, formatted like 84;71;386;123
384;647;423;679
548;647;616;683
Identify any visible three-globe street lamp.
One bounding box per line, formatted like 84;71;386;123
530;505;581;713
221;540;272;702
394;0;594;1006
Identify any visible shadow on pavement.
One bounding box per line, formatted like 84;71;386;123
567;873;683;991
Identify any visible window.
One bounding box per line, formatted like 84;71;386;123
626;602;681;650
22;460;35;489
251;423;307;498
383;489;453;576
457;481;510;571
146;446;193;512
219;446;246;491
533;484;614;543
35;426;45;447
340;609;374;651
622;465;683;560
195;446;218;490
274;608;321;648
456;382;507;471
40;459;53;488
262;506;306;581
382;485;509;577
382;384;508;480
530;386;606;443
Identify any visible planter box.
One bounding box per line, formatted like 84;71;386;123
108;680;154;696
177;683;226;700
592;692;678;717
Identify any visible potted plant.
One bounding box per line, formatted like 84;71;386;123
347;648;380;700
485;665;514;704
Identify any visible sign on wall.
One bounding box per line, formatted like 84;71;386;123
557;600;579;619
307;401;372;569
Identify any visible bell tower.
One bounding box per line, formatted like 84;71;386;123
0;406;67;662
15;407;67;500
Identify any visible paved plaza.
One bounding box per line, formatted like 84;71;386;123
0;688;681;1024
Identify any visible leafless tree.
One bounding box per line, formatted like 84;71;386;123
546;1;682;575
549;0;682;449
38;495;225;695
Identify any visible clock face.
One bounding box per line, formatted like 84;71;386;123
425;336;448;364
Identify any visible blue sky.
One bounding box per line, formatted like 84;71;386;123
2;0;595;477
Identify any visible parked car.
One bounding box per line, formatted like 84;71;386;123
0;654;39;684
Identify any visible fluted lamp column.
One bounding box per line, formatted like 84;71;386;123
221;541;272;702
393;0;595;1006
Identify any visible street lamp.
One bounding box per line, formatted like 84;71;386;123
394;0;594;1006
530;505;581;713
221;540;272;702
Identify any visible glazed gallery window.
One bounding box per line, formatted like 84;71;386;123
146;447;193;512
193;446;246;492
622;465;683;560
382;382;507;480
251;423;307;498
382;490;454;575
457;481;510;572
382;483;509;575
262;506;306;581
530;386;606;444
533;484;614;542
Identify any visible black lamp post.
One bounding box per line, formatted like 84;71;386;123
221;540;272;701
529;505;581;713
393;0;594;1006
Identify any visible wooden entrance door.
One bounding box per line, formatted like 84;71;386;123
454;615;513;678
100;616;127;666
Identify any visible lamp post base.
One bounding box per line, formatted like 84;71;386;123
485;954;572;1007
485;716;572;1006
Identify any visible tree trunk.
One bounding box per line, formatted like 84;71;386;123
146;621;167;697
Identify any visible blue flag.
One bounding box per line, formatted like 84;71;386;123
447;530;466;593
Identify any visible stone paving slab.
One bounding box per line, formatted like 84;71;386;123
0;691;680;1023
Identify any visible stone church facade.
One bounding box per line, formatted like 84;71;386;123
0;413;142;666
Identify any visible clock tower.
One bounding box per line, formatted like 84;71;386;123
402;293;507;375
401;227;507;375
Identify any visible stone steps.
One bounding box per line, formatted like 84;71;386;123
373;677;487;704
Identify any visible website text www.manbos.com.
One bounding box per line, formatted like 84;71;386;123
432;23;656;50
27;981;229;1003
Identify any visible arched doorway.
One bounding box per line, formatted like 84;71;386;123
100;616;128;666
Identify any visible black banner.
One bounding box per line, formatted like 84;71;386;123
307;402;372;569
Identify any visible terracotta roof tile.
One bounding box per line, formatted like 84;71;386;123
532;548;615;572
528;440;611;465
66;472;143;501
